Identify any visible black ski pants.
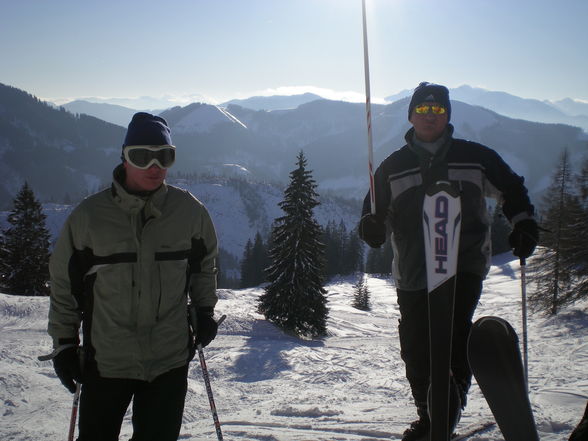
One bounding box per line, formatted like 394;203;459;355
77;364;189;441
397;272;482;414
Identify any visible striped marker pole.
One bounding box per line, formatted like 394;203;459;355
361;0;376;214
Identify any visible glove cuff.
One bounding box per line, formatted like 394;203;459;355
196;306;215;317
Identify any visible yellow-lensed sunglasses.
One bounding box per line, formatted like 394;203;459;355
414;104;447;115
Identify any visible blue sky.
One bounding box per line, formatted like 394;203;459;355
2;0;587;105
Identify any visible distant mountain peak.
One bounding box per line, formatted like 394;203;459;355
222;93;324;111
161;103;247;134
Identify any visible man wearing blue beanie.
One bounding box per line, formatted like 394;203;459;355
359;82;539;440
48;112;221;441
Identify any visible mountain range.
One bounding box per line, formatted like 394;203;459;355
386;85;588;132
2;81;588;210
1;81;587;274
63;85;588;132
4;82;588;202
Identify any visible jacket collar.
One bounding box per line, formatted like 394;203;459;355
405;124;454;158
111;164;167;218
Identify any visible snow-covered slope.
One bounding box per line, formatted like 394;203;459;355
1;254;586;440
169;104;247;134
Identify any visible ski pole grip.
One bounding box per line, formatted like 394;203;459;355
189;304;198;332
189;305;227;334
38;343;78;362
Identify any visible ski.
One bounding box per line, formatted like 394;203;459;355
467;316;539;441
423;181;462;441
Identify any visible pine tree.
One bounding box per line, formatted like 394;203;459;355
529;150;578;314
323;220;363;278
258;151;328;337
323;220;343;278
251;231;269;286
352;274;371;311
490;203;512;255
0;182;51;295
240;238;254;288
217;247;241;289
343;227;364;275
562;156;588;305
240;232;270;288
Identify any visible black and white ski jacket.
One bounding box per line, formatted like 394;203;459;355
361;125;535;291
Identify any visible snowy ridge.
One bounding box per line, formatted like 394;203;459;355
1;254;587;440
217;106;248;129
171;104;247;134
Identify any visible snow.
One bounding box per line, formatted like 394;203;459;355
1;253;587;440
172;105;247;134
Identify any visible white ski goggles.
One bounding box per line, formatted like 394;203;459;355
123;145;176;169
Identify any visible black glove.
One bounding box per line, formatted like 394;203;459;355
53;345;83;394
194;308;218;348
358;214;386;248
509;219;539;259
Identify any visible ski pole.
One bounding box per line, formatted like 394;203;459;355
520;257;529;392
68;383;81;441
190;311;226;441
361;0;376;215
38;346;83;441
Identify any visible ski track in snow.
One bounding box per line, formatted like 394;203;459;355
1;254;587;440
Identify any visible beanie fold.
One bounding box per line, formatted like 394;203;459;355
123;112;173;148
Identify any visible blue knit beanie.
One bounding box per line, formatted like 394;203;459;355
122;112;173;148
408;82;451;121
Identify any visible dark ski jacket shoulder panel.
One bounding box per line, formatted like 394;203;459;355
362;126;534;291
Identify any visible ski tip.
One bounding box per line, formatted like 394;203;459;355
473;316;513;335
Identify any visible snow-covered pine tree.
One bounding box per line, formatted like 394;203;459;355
0;182;51;295
352;274;370;311
258;151;328;337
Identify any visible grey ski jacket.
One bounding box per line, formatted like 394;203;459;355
48;165;218;381
362;125;535;291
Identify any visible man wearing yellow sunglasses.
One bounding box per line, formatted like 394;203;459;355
359;82;539;440
47;112;220;441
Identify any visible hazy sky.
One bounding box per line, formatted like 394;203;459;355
2;0;587;105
